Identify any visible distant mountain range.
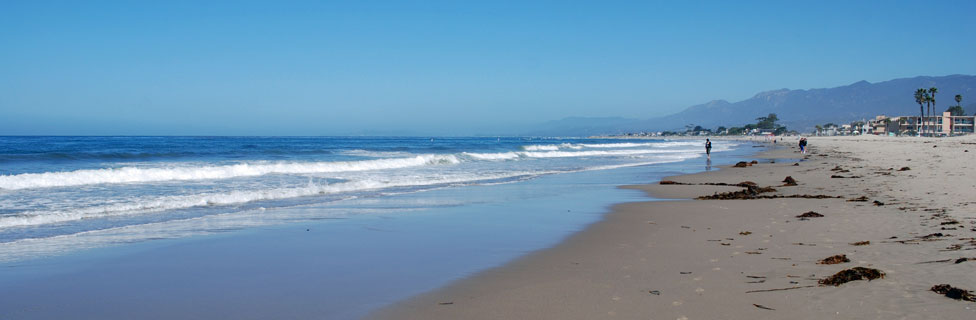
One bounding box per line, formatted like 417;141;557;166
523;74;976;136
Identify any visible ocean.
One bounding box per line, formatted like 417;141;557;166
0;136;735;263
0;136;747;319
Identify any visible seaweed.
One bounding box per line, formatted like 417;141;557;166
847;196;869;202
818;267;885;286
796;211;824;218
849;241;870;246
818;254;850;265
782;176;797;186
697;186;777;200
931;284;976;302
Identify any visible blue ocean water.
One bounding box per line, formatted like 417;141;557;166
0;136;737;263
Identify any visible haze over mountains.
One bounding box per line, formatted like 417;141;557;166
525;75;976;136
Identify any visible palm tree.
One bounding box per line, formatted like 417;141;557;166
956;94;963;108
914;88;927;135
928;87;938;134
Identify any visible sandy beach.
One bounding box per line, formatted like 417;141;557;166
370;135;976;319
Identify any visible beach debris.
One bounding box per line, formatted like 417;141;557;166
438;302;454;305
931;284;976;302
850;241;871;246
752;304;775;310
941;220;960;225
793;163;799;166
648;290;661;295
739;181;757;187
659;180;680;185
955;258;973;264
943;244;963;251
734;161;749;167
873;200;885;206
778;194;842;199
697;185;776;200
680;271;692;274
921;232;948;239
818;267;885;286
750;160;759;165
721;243;731;246
847;196;869;202
739;231;752;235
898;167;911;171
745;251;762;255
818;254;850;265
746;285;816;293
918;259;953;264
782;176;797;186
796;211;824;218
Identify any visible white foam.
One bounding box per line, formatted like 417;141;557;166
0;154;460;190
462;152;522;160
520;145;560;151
0;171;529;229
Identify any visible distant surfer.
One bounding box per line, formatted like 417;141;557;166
705;138;712;159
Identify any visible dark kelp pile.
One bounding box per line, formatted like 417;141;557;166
697;186;777;200
931;284;976;302
796;211;824;218
818;254;850;265
819;267;885;286
782;176;797;186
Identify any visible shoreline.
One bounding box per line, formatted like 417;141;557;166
369;136;976;319
1;139;744;320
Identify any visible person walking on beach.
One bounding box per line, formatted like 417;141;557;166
705;138;712;159
798;137;807;154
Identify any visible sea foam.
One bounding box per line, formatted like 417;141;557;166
0;155;460;190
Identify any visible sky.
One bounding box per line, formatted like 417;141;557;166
2;0;975;136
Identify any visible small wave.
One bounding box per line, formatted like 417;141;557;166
464;148;696;161
0;155;461;190
0;171;531;229
520;145;560;151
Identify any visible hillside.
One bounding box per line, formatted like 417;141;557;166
526;74;976;135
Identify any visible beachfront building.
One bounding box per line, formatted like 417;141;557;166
877;112;975;136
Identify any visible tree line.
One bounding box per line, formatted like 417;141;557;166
913;87;964;136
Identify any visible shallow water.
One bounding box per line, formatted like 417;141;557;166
0;137;757;319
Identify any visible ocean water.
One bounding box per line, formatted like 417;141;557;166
0;136;755;319
0;136;735;263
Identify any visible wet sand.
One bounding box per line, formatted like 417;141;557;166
370;135;976;319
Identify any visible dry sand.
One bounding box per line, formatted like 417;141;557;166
369;135;976;319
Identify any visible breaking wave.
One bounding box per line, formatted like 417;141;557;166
0;155;461;190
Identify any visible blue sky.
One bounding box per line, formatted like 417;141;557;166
2;0;975;135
